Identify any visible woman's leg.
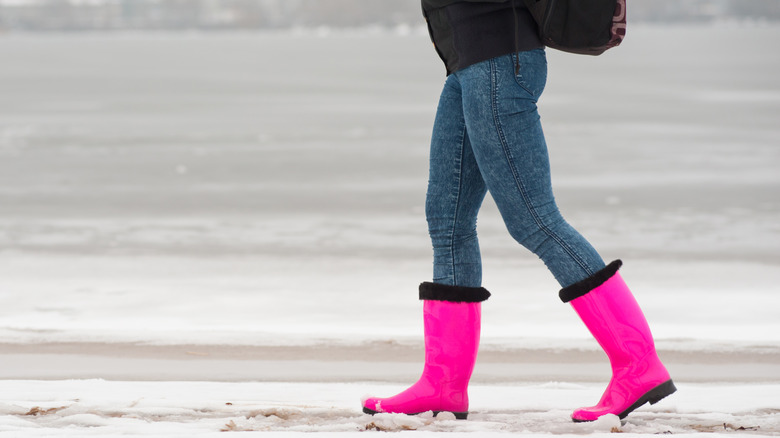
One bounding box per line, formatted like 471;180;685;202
362;78;491;417
451;50;675;422
426;74;488;288
455;49;605;288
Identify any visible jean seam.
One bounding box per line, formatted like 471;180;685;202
449;123;469;286
489;58;594;278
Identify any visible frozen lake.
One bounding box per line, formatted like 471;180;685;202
1;25;779;264
0;22;779;435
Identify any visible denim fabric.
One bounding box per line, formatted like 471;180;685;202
425;49;606;289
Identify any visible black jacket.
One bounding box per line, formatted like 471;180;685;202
422;0;542;74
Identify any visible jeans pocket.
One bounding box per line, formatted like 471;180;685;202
512;48;548;99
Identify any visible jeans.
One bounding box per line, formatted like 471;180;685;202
425;49;606;289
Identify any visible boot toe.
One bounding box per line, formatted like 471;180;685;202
362;397;383;413
571;408;602;423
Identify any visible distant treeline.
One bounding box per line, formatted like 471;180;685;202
1;0;778;32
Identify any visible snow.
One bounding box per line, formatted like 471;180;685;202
0;381;778;436
0;23;779;435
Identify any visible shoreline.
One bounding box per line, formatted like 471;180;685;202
2;342;778;383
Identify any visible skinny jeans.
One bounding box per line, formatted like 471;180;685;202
426;49;606;288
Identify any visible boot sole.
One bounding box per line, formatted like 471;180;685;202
362;407;468;420
573;379;677;423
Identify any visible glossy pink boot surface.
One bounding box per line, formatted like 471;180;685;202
362;283;489;419
561;261;676;422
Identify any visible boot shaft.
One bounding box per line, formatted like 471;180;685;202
422;299;482;385
569;271;656;369
560;261;658;368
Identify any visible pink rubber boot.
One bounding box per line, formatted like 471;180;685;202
559;260;676;422
362;282;490;419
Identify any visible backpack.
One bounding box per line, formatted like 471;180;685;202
522;0;627;55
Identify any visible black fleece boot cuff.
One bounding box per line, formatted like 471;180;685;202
419;282;491;303
558;260;623;303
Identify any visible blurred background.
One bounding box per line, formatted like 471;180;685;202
0;0;779;362
1;0;780;31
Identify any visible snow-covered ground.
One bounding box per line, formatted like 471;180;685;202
0;23;779;435
1;381;778;436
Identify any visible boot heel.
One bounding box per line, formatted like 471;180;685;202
648;379;677;405
364;408;469;420
616;379;677;419
433;411;469;420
